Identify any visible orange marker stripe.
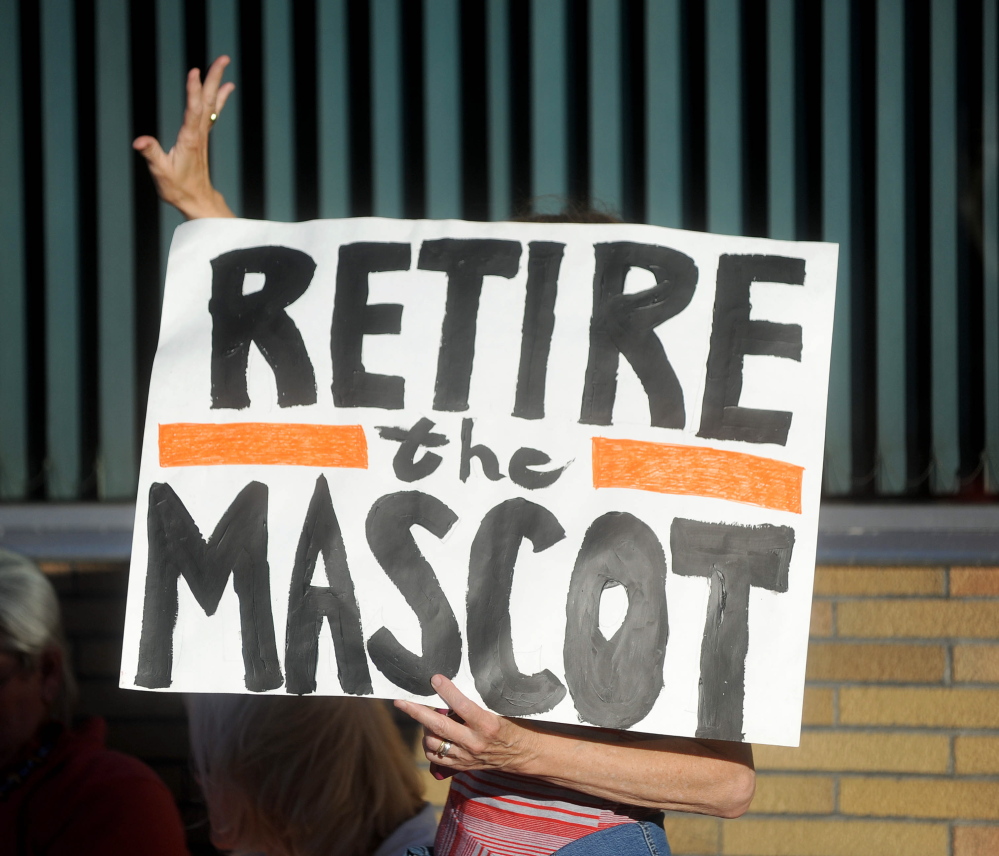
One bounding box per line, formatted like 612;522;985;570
159;423;368;468
592;437;803;514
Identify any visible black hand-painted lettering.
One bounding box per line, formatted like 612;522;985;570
513;242;564;420
579;242;698;428
332;242;410;410
460;418;504;482
376;417;450;482
508;447;567;490
136;482;283;691
697;254;806;445
210;246;318;409
563;512;669;729
467;498;568;715
365;491;462;694
418;238;522;411
671;518;795;741
285;476;372;696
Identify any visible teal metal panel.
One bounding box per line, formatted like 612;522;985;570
876;0;908;493
706;0;742;235
96;0;137;498
930;0;960;493
41;0;81;499
768;0;796;240
156;0;185;278
208;0;242;217
589;0;622;212
0;0;27;498
644;0;683;227
822;0;853;494
371;0;403;218
487;0;511;220
263;0;295;221
425;0;461;219
531;0;567;211
985;0;999;490
317;0;349;218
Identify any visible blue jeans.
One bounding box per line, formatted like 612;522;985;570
552;822;671;856
405;821;671;856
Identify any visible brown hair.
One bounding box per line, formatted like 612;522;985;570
187;694;424;856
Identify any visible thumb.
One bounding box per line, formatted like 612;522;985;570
133;135;166;164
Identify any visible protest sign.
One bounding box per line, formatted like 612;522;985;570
120;217;837;746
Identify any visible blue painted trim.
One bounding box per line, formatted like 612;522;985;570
41;0;81;499
0;0;28;498
984;0;999;491
424;0;462;219
318;0;349;218
822;0;853;495
589;0;622;212
371;0;404;218
208;0;243;216
264;0;295;221
768;0;796;240
530;0;567;210
644;0;683;227
156;0;185;283
96;0;137;499
875;0;908;494
706;0;742;235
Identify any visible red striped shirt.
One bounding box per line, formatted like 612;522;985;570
434;770;657;856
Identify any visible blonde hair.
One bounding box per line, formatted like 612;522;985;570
186;694;424;856
0;549;76;723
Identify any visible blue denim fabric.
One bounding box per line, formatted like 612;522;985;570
551;822;671;856
404;821;671;856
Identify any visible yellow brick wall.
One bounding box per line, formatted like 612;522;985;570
658;565;999;856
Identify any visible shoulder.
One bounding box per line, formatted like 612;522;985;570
26;720;189;856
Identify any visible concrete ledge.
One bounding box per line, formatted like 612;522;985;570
0;503;996;565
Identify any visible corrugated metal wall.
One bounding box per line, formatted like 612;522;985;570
0;0;996;501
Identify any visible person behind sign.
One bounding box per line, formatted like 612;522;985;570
135;56;756;856
186;693;436;856
0;550;190;855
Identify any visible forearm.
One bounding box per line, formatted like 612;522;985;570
511;724;755;817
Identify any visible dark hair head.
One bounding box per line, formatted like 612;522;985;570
513;197;623;224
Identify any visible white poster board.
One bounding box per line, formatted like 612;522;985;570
120;217;837;747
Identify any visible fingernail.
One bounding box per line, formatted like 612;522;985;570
431;675;443;689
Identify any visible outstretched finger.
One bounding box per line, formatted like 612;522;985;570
132;135;166;165
394;699;472;747
430;674;496;732
214;81;236;117
201;55;231;109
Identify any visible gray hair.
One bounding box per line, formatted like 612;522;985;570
0;549;76;722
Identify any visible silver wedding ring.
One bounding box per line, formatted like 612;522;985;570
436;739;453;759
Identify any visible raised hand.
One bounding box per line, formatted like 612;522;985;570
133;55;236;219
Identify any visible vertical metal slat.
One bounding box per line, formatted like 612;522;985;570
318;0;349;218
531;0;568;211
156;0;185;278
424;0;462;219
41;0;81;499
589;0;622;212
985;0;999;490
644;0;683;228
822;0;854;494
0;0;28;498
263;0;295;221
208;0;243;216
768;0;796;240
486;0;511;221
371;0;403;218
876;0;908;493
706;0;742;236
96;0;137;498
931;0;960;493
